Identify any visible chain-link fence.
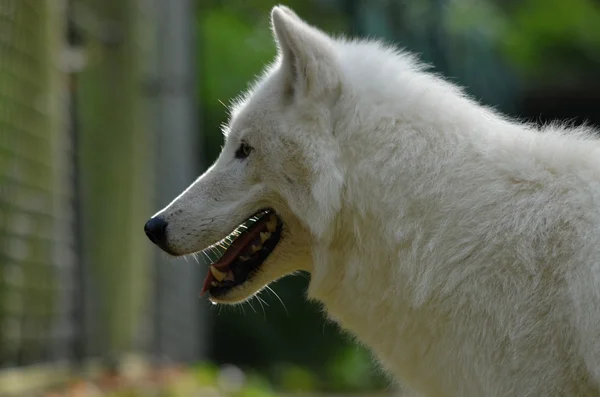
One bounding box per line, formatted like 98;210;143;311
0;0;73;368
0;0;205;391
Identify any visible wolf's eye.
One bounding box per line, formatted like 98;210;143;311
235;142;253;159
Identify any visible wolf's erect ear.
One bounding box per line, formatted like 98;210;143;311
270;6;339;101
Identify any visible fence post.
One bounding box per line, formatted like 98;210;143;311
75;0;154;359
151;0;207;363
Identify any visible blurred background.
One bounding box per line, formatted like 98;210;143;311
0;0;598;396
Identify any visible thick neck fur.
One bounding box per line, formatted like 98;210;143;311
305;46;600;396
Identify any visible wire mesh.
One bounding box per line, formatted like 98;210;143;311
0;0;162;370
0;0;74;367
0;0;215;385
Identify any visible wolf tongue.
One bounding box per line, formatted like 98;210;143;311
211;216;270;270
201;213;272;295
200;215;277;295
201;271;215;295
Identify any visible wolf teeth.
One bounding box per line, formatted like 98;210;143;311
252;244;262;252
260;232;270;243
211;281;219;287
266;215;277;232
210;265;227;282
239;255;250;261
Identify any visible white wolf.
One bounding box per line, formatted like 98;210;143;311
144;5;600;396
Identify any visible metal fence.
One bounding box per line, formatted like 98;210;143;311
0;0;205;387
0;0;73;368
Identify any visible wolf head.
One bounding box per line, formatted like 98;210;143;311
145;2;447;304
143;6;355;303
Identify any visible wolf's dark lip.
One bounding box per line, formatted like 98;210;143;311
200;208;283;297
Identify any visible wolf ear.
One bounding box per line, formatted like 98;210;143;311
270;6;339;101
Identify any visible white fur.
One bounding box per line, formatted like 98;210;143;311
153;6;600;396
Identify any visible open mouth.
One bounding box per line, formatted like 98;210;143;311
200;209;283;297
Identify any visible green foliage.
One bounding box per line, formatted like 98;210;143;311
198;7;276;115
196;1;348;164
499;0;600;79
197;6;277;164
325;347;387;392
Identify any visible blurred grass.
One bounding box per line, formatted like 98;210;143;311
38;361;395;397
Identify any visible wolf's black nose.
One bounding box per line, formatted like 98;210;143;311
144;216;168;246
